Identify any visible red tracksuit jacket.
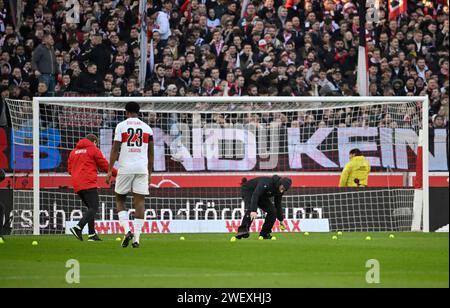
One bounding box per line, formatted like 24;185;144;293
68;139;117;193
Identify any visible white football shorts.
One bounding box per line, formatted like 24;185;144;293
115;174;149;195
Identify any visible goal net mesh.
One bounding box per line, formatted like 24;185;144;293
5;98;424;234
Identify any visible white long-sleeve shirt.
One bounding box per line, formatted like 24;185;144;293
155;11;171;40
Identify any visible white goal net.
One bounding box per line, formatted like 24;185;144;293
5;96;430;235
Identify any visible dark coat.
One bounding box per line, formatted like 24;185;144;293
75;71;105;94
80;44;111;76
241;175;292;218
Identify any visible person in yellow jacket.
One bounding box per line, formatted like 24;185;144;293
339;149;371;187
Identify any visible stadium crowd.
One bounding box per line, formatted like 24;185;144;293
0;0;449;129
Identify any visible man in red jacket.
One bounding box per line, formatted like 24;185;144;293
68;134;117;242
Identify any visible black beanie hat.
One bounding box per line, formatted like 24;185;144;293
280;177;292;191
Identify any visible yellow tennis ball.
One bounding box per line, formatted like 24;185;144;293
32;241;38;246
389;234;395;239
116;237;122;242
258;236;264;241
304;232;310;236
365;236;372;241
230;237;237;242
180;236;186;241
0;238;4;244
271;236;277;241
337;231;343;236
332;235;338;240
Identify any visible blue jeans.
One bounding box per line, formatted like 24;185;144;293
39;74;56;94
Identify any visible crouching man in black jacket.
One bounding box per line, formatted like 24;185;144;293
236;175;292;240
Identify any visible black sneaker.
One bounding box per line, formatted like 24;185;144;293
121;231;134;248
259;233;273;240
88;234;102;242
70;226;83;241
236;227;250;240
132;242;140;248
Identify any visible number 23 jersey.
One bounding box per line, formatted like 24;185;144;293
114;117;153;175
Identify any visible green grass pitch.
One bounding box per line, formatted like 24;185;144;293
0;233;448;288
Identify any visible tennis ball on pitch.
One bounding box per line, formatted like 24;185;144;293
389;234;395;239
258;236;264;241
365;236;372;241
0;238;4;244
116;237;122;242
230;237;237;242
304;232;310;236
32;241;38;246
271;236;277;241
180;236;186;241
332;235;338;240
337;231;343;236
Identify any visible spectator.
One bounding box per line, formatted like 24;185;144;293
0;98;10;127
148;8;172;44
150;64;167;91
167;84;178;96
124;79;142;96
432;115;448;128
207;8;221;29
31;33;58;94
176;66;192;89
10;44;27;69
58;74;73;93
80;34;111;77
35;81;49;97
75;63;104;95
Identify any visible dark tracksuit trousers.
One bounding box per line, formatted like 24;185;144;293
239;187;278;236
77;188;100;235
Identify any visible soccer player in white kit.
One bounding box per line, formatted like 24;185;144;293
106;102;154;248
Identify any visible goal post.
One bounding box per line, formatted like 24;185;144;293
6;96;430;235
32;97;40;236
422;96;430;233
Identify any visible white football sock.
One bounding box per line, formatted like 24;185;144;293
133;219;145;243
118;211;130;234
